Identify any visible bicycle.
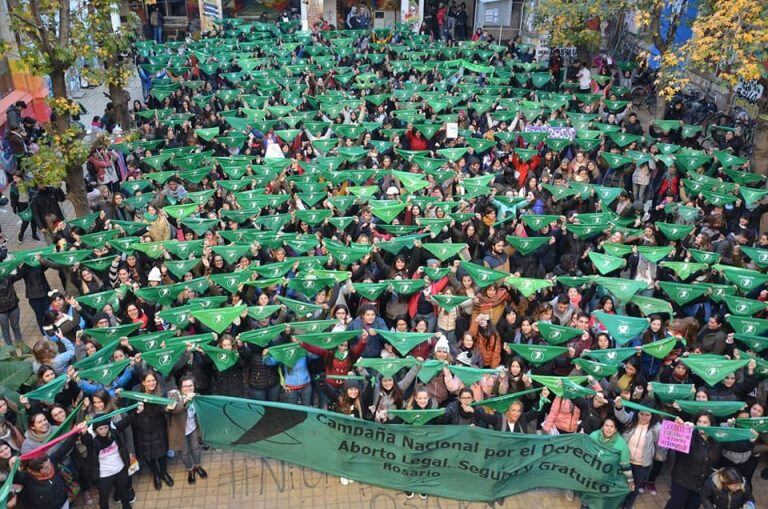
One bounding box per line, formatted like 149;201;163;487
629;71;658;113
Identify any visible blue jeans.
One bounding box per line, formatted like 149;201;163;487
153;25;163;43
247;385;280;402
282;385;312;406
0;306;22;345
29;297;50;334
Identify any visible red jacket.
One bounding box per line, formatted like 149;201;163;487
302;338;366;388
511;153;541;188
657;175;680;198
405;130;429;151
407;274;450;318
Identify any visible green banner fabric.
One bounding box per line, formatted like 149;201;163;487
193;396;629;505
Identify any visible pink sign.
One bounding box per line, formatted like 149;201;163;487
658;420;693;454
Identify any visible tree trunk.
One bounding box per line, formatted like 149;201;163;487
109;83;132;130
50;68;89;216
49;69;70;134
65;163;90;216
655;96;667;120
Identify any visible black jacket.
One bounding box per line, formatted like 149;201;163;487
0;276;19;313
81;414;133;480
30;186;65;230
10;264;50;300
243;344;279;390
670;431;720;491
701;471;754;509
13;435;77;509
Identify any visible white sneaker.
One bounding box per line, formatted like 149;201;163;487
340;477;350;486
419;493;428;499
405;492;415;499
565;490;575;501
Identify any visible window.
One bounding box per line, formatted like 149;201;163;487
0;57;13;99
161;0;187;17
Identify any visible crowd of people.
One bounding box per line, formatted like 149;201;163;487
0;17;765;509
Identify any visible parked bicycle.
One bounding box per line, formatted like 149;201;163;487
630;69;658;114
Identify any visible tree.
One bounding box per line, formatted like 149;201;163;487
1;0;91;215
533;0;686;60
83;0;141;130
656;0;768;98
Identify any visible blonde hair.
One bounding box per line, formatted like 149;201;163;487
32;339;57;365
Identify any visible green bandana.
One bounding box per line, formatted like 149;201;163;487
648;382;694;403
529;375;588;398
211;271;254;294
164;259;200;279
471;387;544;413
375;330;433;356
352;282;389;300
459;261;507;288
77;359;131;386
676;400;747;418
734;418;768;433
387;409;445;425
591;312;648;344
296;330;360;350
76;289;120;311
83;323;141;343
422;243;467;261
696;426;755;443
573;357;619;378
119;390;175;406
191;305;246;333
25;374;68;404
140;344;187;377
588;252;626;275
277;296;323;317
266;342;307;368
641;337;678;359
593;277;648;302
368;201;407;224
682;356;750;386
618;399;675;419
431;293;470;311
448;365;499;385
723;295;767;316
656;222;694;241
325;240;372;265
659;261;709;280
355;357;418;378
128;330;177;353
584;348;638;365
506;236;550;256
200;343;240;371
521;214;561;230
538;322;583;345
732;333;768;352
630;295;673;316
507;344;568;366
658;282;710;305
505;277;554;297
239;324;287;346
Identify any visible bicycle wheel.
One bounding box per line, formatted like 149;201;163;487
630;87;648;107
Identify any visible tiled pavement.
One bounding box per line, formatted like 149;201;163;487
6;80;766;509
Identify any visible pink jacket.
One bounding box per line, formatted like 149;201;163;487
542;397;580;433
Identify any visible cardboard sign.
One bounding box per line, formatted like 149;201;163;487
446;123;458;139
658;419;693;454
